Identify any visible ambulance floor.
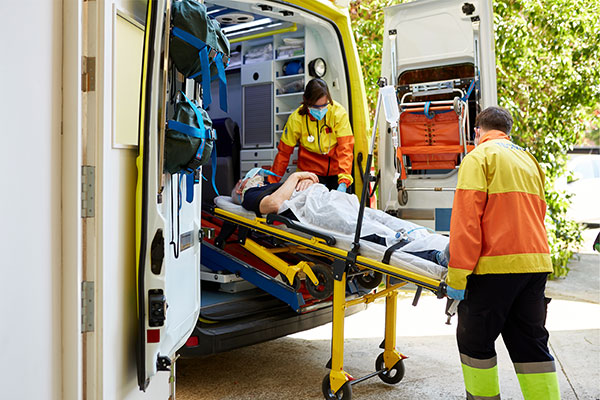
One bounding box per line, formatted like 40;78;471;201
177;252;600;400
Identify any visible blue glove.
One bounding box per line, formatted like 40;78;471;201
446;285;465;301
337;182;347;192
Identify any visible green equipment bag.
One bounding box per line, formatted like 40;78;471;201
171;0;230;112
165;91;219;200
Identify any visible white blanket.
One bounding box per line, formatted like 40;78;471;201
214;184;448;281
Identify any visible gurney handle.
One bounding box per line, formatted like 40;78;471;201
265;213;337;246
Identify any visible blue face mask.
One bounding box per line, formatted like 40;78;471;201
309;106;328;121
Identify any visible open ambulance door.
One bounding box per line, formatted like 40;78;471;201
378;0;497;230
135;0;201;391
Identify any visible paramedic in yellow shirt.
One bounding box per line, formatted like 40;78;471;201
268;78;354;192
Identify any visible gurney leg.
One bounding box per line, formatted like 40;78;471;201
376;277;406;384
327;271;352;395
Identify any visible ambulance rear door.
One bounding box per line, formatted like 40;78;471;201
135;0;202;391
378;0;497;227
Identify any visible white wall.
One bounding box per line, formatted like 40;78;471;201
0;1;63;399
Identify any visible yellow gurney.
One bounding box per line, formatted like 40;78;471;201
207;203;448;400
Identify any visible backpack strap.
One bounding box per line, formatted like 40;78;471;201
171;27;228;111
214;52;228;112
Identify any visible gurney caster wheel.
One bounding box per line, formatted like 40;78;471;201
322;374;352;400
375;353;405;384
356;270;383;290
306;264;334;300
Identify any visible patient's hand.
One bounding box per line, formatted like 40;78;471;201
291;171;318;183
295;178;315;192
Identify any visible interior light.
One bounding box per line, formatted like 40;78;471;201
308;57;327;78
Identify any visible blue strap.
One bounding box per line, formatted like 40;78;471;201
424;101;434;120
167;120;207;139
214;52;228;112
185;171;195;203
211;144;219;196
190;47;212;107
179;90;205;134
461;79;476;101
172;27;206;52
172;27;213;107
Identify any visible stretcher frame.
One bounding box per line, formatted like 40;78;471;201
210;206;446;397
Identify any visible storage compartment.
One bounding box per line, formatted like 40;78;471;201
241;60;273;85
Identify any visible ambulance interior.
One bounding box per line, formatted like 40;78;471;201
179;1;359;357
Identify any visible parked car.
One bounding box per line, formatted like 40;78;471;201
555;153;600;225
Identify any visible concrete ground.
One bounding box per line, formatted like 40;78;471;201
177;234;600;400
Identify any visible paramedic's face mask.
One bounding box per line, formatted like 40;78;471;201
308;96;329;121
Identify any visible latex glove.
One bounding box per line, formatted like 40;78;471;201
337;182;347;192
446;285;465;301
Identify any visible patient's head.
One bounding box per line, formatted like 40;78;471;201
230;169;268;204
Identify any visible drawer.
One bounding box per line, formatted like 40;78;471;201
240;148;276;161
241;61;273;85
241;160;273;172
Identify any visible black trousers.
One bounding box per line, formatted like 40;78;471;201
457;273;553;363
317;175;339;191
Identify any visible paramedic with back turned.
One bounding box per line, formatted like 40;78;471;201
445;107;559;399
268;78;354;192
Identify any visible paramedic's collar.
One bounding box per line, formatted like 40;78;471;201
480;130;510;144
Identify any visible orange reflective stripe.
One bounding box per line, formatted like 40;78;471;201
480;192;550;257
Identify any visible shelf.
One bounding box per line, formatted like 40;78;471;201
276;92;303;98
276;73;304;80
274;55;305;62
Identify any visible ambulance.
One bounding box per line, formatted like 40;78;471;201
4;0;496;398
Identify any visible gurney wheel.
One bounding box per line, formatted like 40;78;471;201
281;274;301;291
398;189;408;206
355;271;383;290
322;374;352;400
306;264;334;300
375;353;405;384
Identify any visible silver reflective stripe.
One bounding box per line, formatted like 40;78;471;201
466;392;501;400
514;361;556;374
460;354;498;369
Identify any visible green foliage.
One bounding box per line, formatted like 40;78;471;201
494;0;599;276
350;0;600;277
349;0;398;117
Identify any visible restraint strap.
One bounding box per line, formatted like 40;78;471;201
382;240;409;265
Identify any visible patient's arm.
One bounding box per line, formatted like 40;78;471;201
259;172;318;214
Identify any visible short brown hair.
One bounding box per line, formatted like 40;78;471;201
474;106;513;135
299;78;333;116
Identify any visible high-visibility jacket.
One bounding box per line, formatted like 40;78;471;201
269;100;354;185
447;130;552;290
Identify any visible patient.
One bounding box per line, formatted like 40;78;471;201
230;169;449;267
231;168;320;216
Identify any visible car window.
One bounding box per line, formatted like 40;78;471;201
571;158;600;180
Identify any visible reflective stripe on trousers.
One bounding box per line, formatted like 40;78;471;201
514;361;560;400
460;354;500;399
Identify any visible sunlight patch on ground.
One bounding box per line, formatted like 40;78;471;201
290;294;600;341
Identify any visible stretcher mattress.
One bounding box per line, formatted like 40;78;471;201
214;185;448;281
